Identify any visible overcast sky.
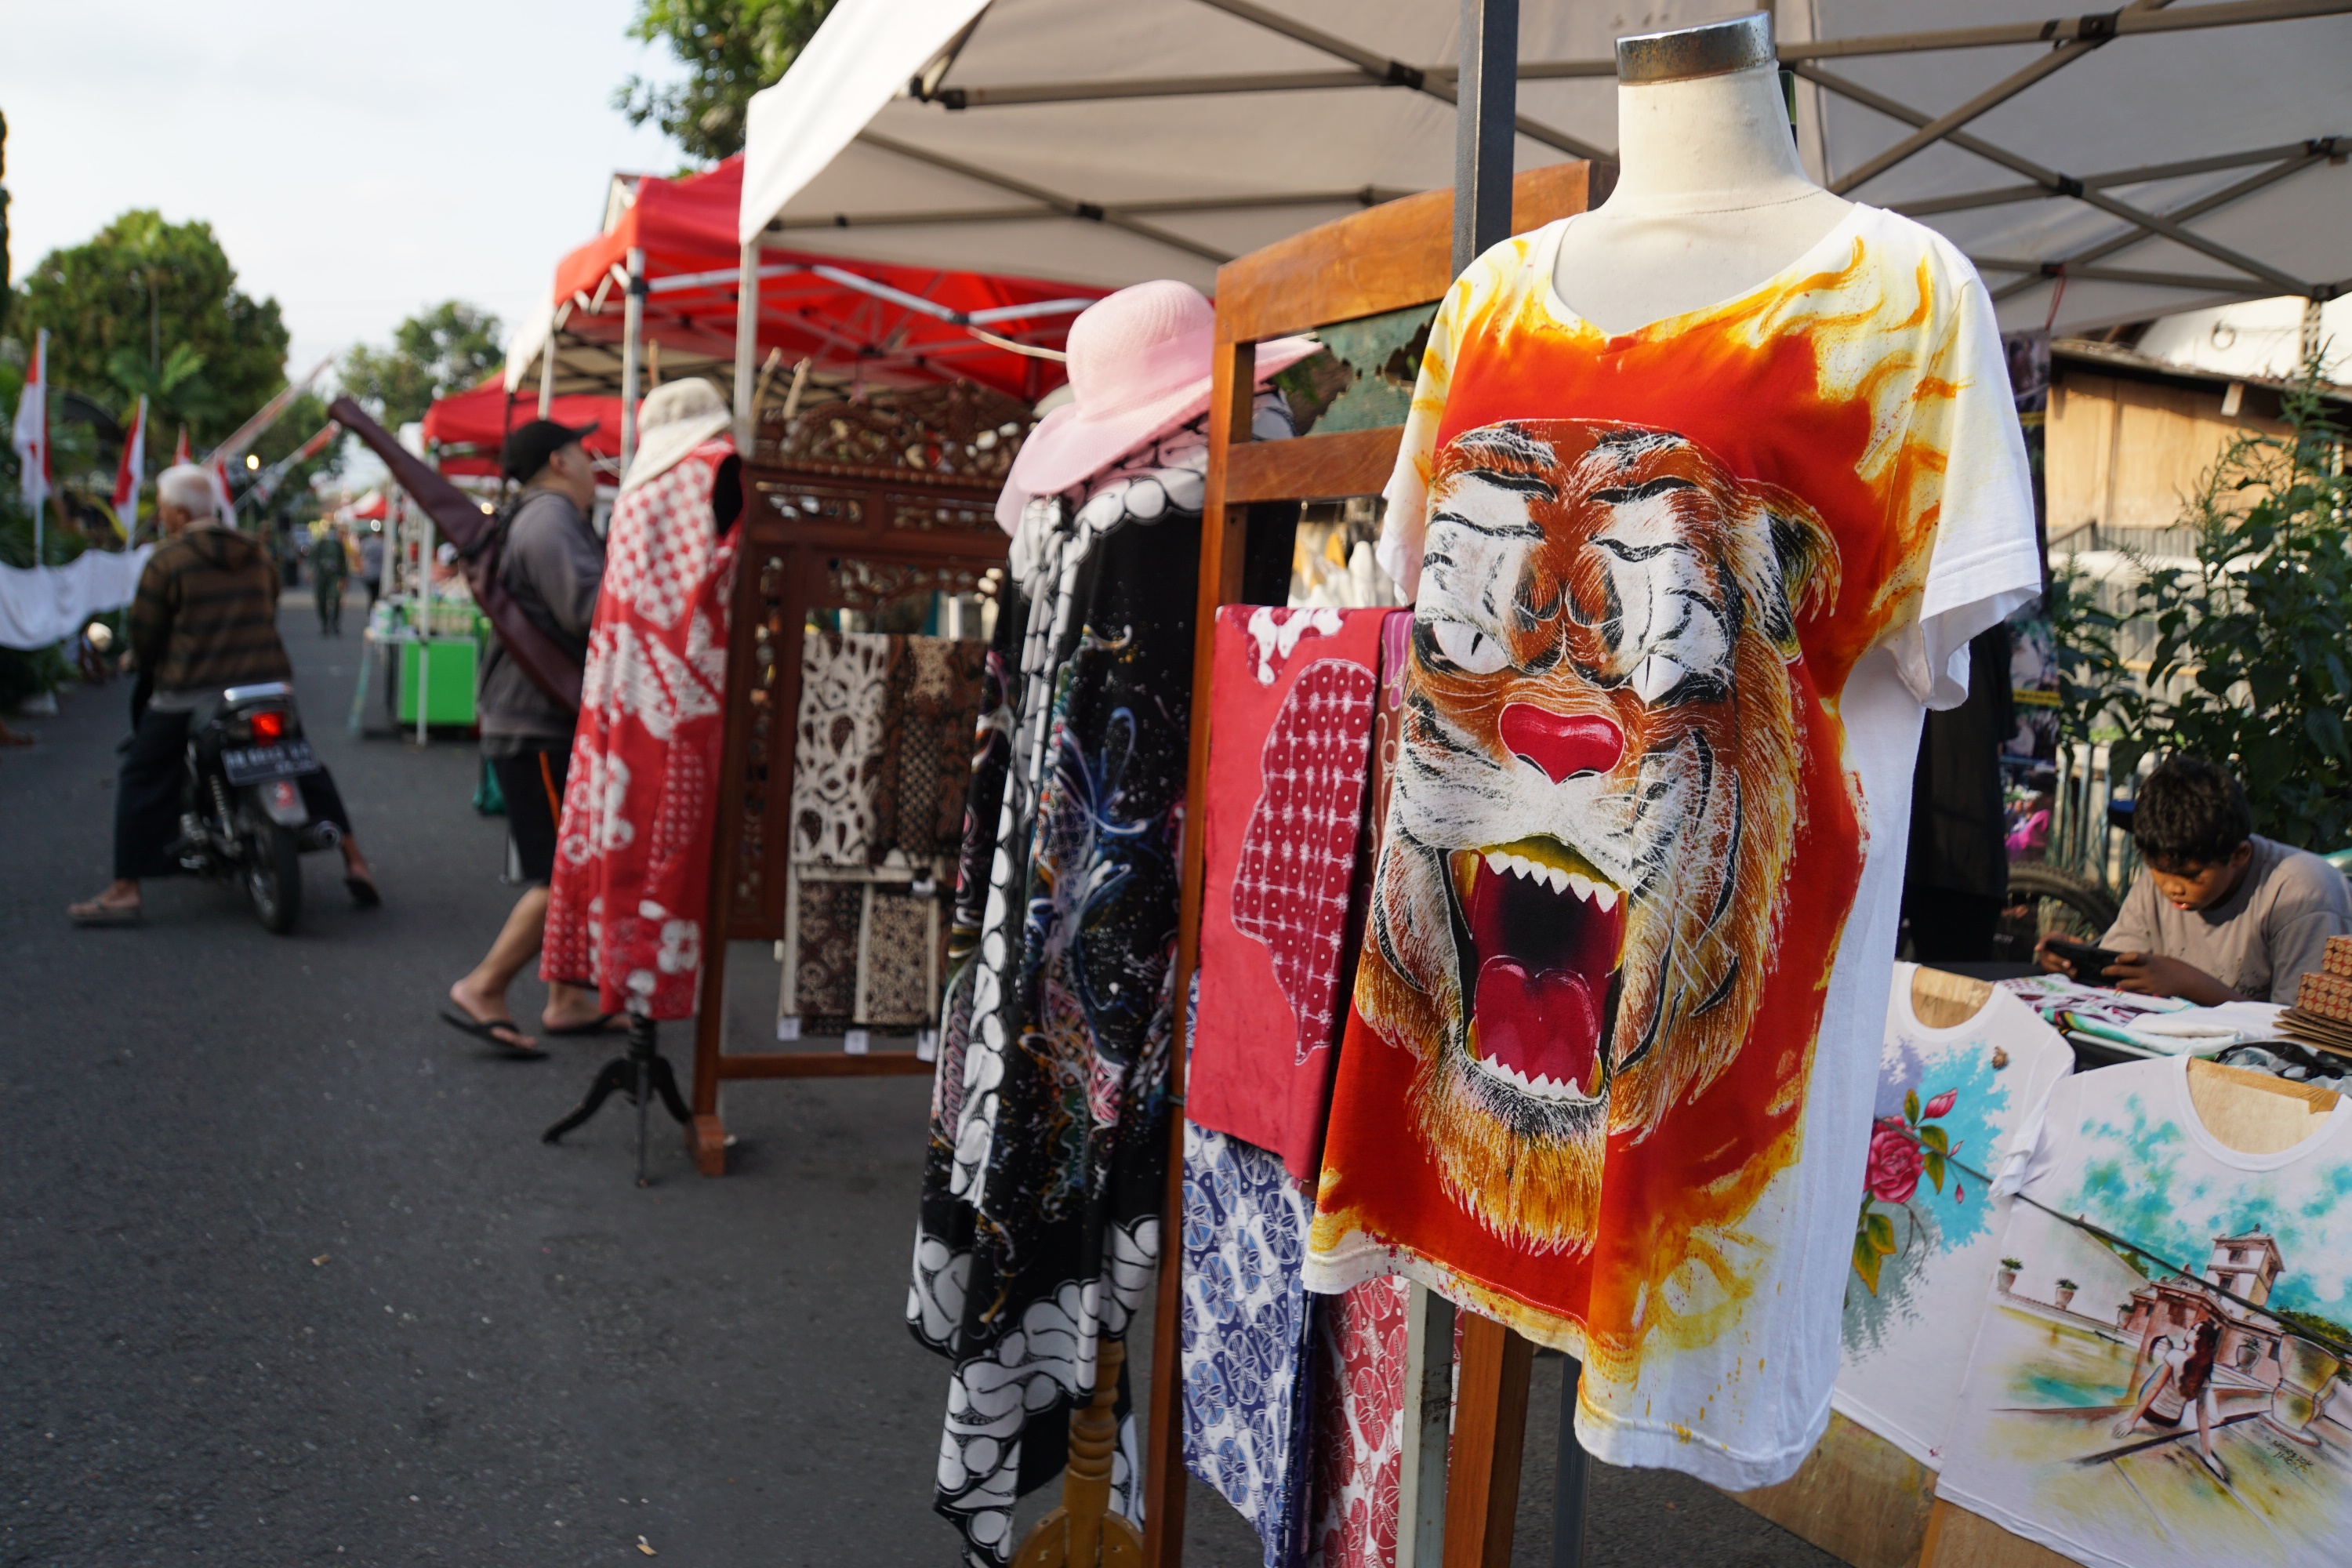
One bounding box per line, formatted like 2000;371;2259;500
4;0;691;387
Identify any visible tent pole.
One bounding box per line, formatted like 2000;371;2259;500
538;331;557;419
1454;0;1519;273
620;246;646;476
734;240;760;451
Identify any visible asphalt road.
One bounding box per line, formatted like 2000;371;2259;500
0;591;1838;1567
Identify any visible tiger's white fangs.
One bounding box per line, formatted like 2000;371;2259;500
1467;1051;1594;1102
1475;841;1618;912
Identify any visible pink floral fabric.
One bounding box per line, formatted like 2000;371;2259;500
543;438;739;1018
1305;1275;1409;1568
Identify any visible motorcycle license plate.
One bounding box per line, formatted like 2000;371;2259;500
222;739;321;786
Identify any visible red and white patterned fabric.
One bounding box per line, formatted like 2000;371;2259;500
1305;1276;1410;1568
543;437;739;1018
1232;655;1381;1065
1188;606;1388;1182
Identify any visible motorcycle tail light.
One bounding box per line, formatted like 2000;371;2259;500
250;710;286;742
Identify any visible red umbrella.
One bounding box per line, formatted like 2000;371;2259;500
551;155;1100;403
421;383;624;477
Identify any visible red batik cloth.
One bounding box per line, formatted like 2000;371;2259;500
543;437;739;1018
1189;605;1394;1183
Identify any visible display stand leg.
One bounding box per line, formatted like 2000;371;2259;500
1441;1313;1534;1568
541;1014;691;1186
1396;1283;1457;1568
1552;1358;1590;1568
1013;1338;1143;1568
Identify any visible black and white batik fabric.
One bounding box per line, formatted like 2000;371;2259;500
909;396;1294;1565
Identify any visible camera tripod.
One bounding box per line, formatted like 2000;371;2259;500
542;1012;691;1186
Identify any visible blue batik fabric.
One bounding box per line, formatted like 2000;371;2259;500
1181;1117;1317;1568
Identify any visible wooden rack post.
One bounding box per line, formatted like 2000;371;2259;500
688;394;1019;1174
1139;162;1592;1568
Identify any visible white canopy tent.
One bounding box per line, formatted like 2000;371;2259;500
737;0;2351;337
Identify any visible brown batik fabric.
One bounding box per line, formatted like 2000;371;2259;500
862;887;935;1026
888;636;989;861
792;877;864;1028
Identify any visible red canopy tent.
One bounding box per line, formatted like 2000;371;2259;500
420;382;625;477
528;154;1102;406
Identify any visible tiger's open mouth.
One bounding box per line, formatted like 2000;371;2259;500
1446;838;1624;1103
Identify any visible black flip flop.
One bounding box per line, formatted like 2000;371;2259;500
541;1012;627;1037
438;1010;544;1058
345;874;382;909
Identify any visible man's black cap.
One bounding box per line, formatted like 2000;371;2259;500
501;419;598;482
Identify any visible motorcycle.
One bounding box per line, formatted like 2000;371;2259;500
171;681;338;933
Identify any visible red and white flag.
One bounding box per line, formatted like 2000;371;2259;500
173;426;191;466
206;455;236;523
111;394;149;537
11;328;50;514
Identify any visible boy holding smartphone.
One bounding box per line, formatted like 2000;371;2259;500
2037;755;2351;1004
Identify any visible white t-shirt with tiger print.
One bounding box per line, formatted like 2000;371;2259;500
1303;202;2043;1489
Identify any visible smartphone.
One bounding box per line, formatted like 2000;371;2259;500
2047;937;2125;978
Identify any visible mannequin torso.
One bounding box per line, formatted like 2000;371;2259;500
1552;63;1853;336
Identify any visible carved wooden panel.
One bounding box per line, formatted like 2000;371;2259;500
755;381;1034;483
730;550;792;923
825;556;992;612
891;495;998;533
758;484;864;527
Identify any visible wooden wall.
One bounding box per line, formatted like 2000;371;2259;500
2044;365;2288;547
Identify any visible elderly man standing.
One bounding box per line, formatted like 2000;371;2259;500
69;465;380;926
441;419;617;1053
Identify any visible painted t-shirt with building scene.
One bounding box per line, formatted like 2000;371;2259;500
1939;1055;2352;1568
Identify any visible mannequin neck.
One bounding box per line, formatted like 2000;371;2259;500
1603;63;1817;216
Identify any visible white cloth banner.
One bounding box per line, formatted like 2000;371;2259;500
0;546;154;651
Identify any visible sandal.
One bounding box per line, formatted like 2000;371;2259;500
542;1012;629;1037
69;898;144;927
437;1009;544;1058
345;873;383;909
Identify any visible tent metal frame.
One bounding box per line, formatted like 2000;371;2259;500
765;0;2349;308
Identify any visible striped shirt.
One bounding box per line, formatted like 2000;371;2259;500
129;524;294;697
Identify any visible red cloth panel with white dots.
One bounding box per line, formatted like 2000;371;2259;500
1189;606;1392;1181
542;438;740;1018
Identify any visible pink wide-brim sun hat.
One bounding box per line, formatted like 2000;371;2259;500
996;280;1321;532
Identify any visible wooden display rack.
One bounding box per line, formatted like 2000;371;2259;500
687;391;1018;1175
1124;160;1595;1568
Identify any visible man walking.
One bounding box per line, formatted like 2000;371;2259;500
357;524;385;612
441;419;615;1053
310;522;350;636
68;466;381;925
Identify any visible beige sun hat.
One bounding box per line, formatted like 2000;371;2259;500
622;379;733;492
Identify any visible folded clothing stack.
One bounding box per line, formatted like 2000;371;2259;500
2278;938;2352;1058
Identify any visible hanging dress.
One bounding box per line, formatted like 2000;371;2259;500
542;437;740;1018
909;394;1293;1566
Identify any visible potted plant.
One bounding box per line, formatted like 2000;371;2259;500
1998;1258;2022;1294
2056;1278;2079;1310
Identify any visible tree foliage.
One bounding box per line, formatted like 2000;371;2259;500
615;0;839;162
338;300;503;430
12;209;289;447
2055;372;2352;851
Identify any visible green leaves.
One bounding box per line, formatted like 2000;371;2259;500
615;0;840;161
12;209;289;450
339;302;503;431
1853;1207;1900;1295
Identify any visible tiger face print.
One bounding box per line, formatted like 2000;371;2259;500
1357;419;1840;1254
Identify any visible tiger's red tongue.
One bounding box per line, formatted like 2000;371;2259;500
1474;956;1602;1094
